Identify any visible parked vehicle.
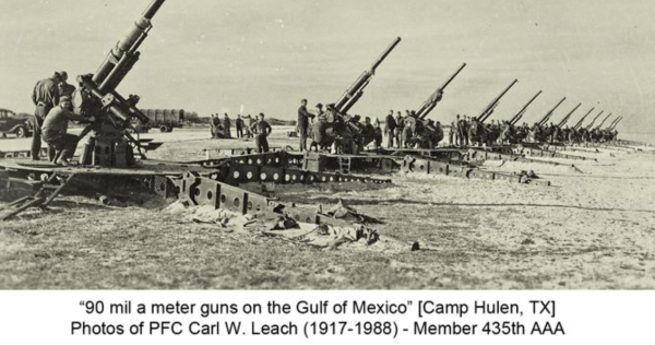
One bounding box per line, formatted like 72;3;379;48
0;108;32;138
132;109;185;133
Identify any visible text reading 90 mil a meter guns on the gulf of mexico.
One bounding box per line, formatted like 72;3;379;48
70;298;565;339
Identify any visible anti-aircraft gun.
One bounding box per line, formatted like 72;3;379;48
73;0;167;167
508;90;542;127
416;63;467;120
334;37;401;114
476;79;518;123
467;79;517;145
557;102;581;128
584;110;604;131
528;97;565;144
572;107;595;130
500;90;542;144
594;113;612;130
607;116;622;131
536;97;566;127
404;63;467;148
316;37;402;153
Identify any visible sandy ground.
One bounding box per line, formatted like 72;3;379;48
1;126;654;289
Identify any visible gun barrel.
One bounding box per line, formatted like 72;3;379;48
509;90;542;125
93;0;167;89
417;62;467;119
595;113;612;129
538;97;566;126
477;79;518;122
143;0;166;19
335;37;401;113
440;63;467;91
371;37;402;72
557;102;582;127
572;106;595;130
585;110;604;130
610;116;623;130
607;115;621;129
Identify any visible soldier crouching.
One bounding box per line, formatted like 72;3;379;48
41;96;94;166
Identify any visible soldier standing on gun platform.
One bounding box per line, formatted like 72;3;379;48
31;72;61;161
373;120;383;150
210;114;221;138
57;71;76;104
394;111;403;148
384;109;396;148
459;115;469;146
222;113;231;138
252;112;272;153
235;114;244;138
41;96;94;166
297;99;313;152
246;114;256;139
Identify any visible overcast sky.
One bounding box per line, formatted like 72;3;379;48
0;0;653;133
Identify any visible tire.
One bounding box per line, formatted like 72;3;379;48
15;126;26;138
160;126;168;133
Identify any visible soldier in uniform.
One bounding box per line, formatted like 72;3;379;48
210;114;221;138
361;116;376;150
31;72;62;161
252;112;272;153
235;114;244;138
42;96;94;166
373;120;383;150
57;71;76;105
384;110;396;148
394;111;403;148
297;99;313;152
246;114;256;139
222;113;231;138
401;115;414;148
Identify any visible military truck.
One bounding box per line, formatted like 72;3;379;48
0;108;32;138
133;109;185;133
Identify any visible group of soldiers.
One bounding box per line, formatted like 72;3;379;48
446;116;620;147
209;112;272;152
383;109;444;149
297;99;383;154
295;100;451;154
502;121;620;145
31;71;89;166
209;113;253;139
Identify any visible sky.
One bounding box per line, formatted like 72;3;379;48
0;0;653;133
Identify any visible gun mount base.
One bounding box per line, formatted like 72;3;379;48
81;135;136;168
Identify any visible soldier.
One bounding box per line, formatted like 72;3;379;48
252;112;272;153
235;114;244;138
394;111;403;148
57;71;76;104
315;103;324;119
373;120;383;150
246;114;256;139
384;110;396;148
210;114;221;138
31;72;62;161
41;96;94;166
457;115;467;147
361;116;376;149
402;116;414;148
297;99;313;152
222;113;231;138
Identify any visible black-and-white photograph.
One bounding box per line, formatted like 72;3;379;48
1;0;654;290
